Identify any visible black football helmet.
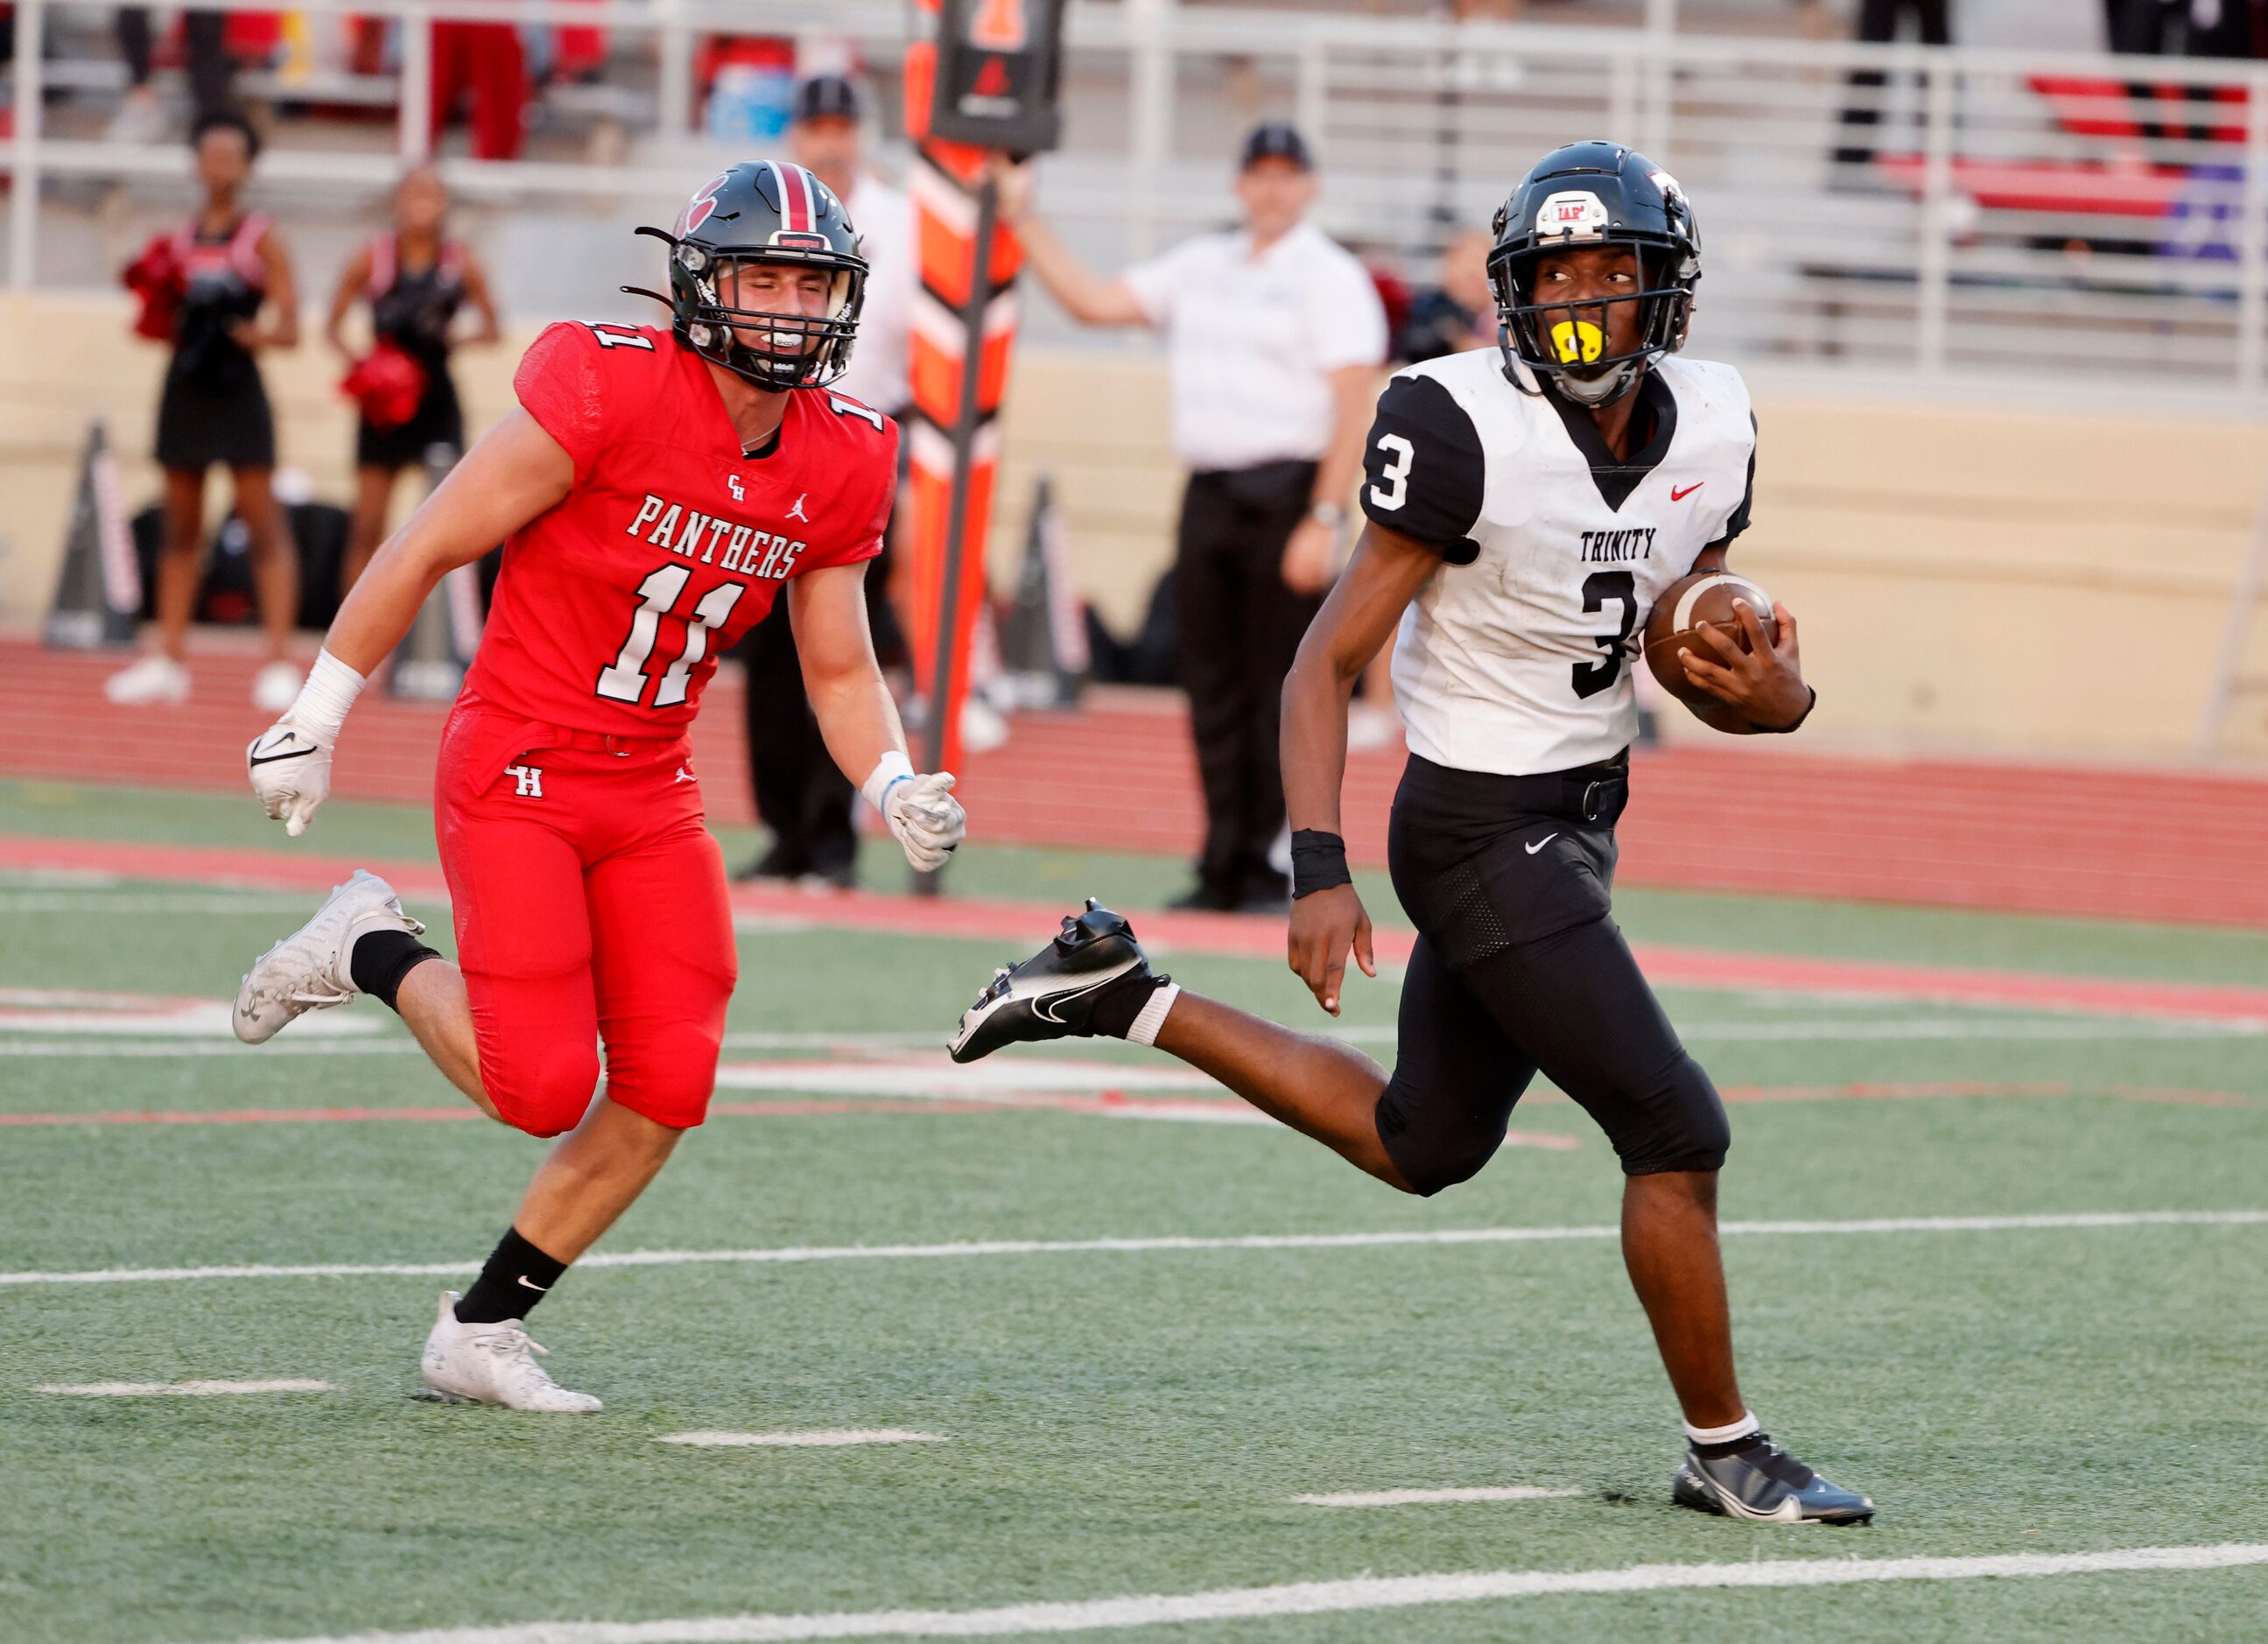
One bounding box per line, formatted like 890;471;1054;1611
1487;141;1701;407
627;160;867;392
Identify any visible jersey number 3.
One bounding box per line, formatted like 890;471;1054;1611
1368;433;1414;511
596;564;746;707
1573;570;1634;700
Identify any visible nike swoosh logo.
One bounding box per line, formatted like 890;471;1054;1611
1670;482;1704;502
514;1275;549;1292
1032;975;1113;1025
249;740;319;767
1525;833;1558;855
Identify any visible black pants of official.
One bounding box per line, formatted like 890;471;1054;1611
1834;0;1952;167
1372;754;1731;1195
738;538;904;881
1175;459;1324;903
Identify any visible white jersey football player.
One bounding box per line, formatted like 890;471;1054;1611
949;142;1870;1523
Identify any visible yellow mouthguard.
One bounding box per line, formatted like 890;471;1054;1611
1549;320;1604;365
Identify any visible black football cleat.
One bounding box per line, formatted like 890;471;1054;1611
948;899;1159;1064
1673;1436;1875;1525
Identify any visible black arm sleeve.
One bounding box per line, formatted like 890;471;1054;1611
1359;373;1486;566
1708;411;1758;552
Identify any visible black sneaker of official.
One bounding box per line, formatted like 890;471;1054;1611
948;899;1162;1064
1672;1435;1875;1525
1167;882;1235;913
735;840;807;883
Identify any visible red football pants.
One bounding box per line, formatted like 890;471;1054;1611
427;20;526;161
435;707;734;1137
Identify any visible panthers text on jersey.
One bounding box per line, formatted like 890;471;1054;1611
1359;348;1756;776
463;320;897;738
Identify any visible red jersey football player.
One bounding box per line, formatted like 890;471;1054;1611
229;162;965;1411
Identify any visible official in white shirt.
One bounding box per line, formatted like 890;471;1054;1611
999;123;1388;911
735;73;915;887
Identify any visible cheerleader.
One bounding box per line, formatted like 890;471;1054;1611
325;163;500;591
109;110;303;711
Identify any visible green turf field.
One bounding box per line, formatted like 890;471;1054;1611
4;781;2267;1642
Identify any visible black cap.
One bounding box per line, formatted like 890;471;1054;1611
1239;122;1312;172
793;74;862;125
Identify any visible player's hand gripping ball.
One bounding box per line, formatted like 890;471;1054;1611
883;771;966;873
1643;571;1779;705
247;719;334;837
1643;570;1809;729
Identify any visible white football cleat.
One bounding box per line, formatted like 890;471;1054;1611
233;868;425;1044
104;653;192;706
420;1292;603;1413
252;659;304;714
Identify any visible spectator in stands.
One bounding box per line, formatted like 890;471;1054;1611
1394;228;1497;364
995;123;1388;912
1835;0;1953;168
109;10;234;143
108;110;302;713
735;74;916;888
326;164;502;593
431;11;528;160
2107;0;2266;56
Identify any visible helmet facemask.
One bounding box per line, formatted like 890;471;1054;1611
672;242;864;392
1492;239;1692;408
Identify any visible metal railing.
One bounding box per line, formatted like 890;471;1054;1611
6;0;2268;405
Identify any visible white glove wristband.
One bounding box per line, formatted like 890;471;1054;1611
861;749;916;814
287;649;367;747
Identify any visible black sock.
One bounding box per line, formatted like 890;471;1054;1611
1089;968;1170;1039
454;1226;568;1324
348;927;440;1011
1693;1430;1769;1460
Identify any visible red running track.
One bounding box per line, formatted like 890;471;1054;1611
11;833;2268;1026
11;636;2268;927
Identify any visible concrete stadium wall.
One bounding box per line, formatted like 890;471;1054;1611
4;291;2264;762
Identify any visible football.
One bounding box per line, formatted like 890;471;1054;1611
1642;570;1780;703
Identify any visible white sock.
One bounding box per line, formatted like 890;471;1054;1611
1127;981;1181;1047
1684;1410;1759;1447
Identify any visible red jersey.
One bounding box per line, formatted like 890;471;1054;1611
464;320;895;735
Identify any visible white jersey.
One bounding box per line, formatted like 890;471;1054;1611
1359;347;1757;776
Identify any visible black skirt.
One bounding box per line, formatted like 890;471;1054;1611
154;368;276;472
356;368;464;471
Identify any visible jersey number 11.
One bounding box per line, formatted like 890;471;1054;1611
595;564;746;708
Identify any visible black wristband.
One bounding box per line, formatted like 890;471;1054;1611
1767;685;1817;734
1290;829;1352;899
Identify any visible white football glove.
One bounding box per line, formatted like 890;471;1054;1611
882;770;965;873
247;719;333;838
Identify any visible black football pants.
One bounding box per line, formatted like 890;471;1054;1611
1174;460;1324;902
1373;755;1731;1193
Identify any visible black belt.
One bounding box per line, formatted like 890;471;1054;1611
1402;750;1631;826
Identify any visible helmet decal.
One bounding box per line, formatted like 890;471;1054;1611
677;172;732;236
759;159;819;235
1537;191;1611;242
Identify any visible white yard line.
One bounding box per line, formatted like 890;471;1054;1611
0;893;326;915
36;1378;331;1396
1295;1486;1585;1507
0;1040;425;1057
6;1209;2264;1289
9;1015;2255;1059
656;1430;945;1448
1324;1019;2264;1044
202;1542;2268;1644
712;1058;1219;1096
